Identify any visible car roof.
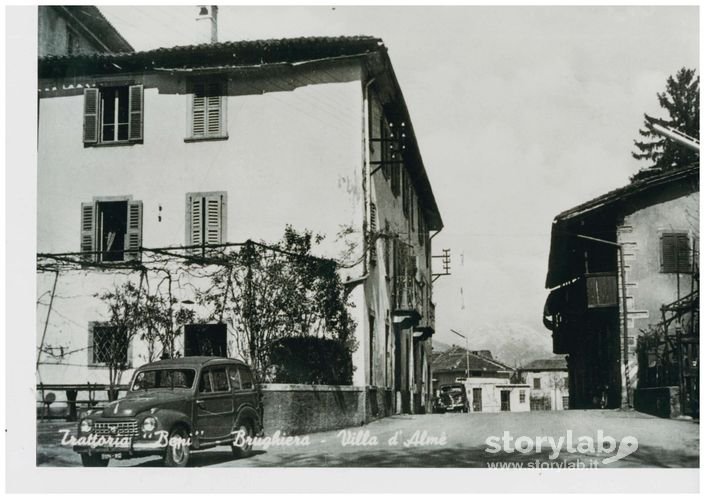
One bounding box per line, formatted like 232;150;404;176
137;356;248;370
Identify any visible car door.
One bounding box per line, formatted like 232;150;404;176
229;365;258;427
195;367;235;441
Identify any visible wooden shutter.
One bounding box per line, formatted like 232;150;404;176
128;85;143;141
676;233;691;273
187;194;203;247
192;83;206;137
206;82;222;136
205;192;225;245
83;88;99;144
80;202;96;261
662;233;690;273
124;201;143;261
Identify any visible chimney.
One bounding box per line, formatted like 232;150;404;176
196;5;218;44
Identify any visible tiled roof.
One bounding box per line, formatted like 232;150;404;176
554;164;699;223
519;358;567;371
38;36;383;77
432;345;513;373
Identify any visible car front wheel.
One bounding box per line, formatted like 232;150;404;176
231;421;253;459
163;427;191;467
80;453;109;467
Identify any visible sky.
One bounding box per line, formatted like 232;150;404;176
100;5;699;356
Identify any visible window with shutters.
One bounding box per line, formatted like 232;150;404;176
80;198;143;262
186;192;227;252
187;81;227;140
661;232;692;273
83;85;143;145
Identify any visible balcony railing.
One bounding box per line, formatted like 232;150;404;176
393;274;423;314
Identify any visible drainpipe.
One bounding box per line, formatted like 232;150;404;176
362;77;376;277
575;234;631;408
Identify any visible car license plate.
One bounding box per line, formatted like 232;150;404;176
101;453;122;459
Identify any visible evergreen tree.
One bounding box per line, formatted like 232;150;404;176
632;68;699;174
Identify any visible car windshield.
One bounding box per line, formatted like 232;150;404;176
131;369;196;391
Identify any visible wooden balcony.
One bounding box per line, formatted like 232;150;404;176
546;272;618;317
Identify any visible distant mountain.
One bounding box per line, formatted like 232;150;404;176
431;339;452;353
434;323;555;368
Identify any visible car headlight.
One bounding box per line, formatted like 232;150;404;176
79;418;93;433
141;416;157;433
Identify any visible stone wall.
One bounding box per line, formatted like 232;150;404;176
261;384;394;436
634;386;681;418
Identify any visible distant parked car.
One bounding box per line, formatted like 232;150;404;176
73;357;262;467
436;384;469;413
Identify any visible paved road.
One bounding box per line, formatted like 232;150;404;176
37;409;698;468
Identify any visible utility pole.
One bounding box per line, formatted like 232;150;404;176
450;329;469;379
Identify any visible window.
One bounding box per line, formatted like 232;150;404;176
661;232;691;273
519;390;526;403
228;366;242;390
83;85;143;145
239;367;254;390
533;378;541;389
562;395;570;410
132;369;196;390
186;192;227;251
211;368;230;392
189;81;227;139
199;371;213;393
89;323;128;365
80;199;143;262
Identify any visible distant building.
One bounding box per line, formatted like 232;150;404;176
463;378;530;413
517;358;569;410
431;345;513;391
543;165;699;415
38;6;133;57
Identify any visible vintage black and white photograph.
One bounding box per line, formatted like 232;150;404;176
3;2;701;494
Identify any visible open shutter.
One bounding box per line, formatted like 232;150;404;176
80;202;96;261
661;233;675;272
187;194;203;248
83;88;99;144
676;233;691;273
124;201;143;261
192;83;206;137
128;85;143;141
206;82;222;136
205;192;225;245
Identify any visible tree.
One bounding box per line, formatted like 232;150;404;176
197;226;357;382
96;279;145;400
632;68;699;175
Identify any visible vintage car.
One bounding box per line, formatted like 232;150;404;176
435;383;469;413
73;356;262;467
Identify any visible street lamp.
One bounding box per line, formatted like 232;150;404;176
450;329;470;380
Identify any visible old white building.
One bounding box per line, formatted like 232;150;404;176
37;35;443;417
